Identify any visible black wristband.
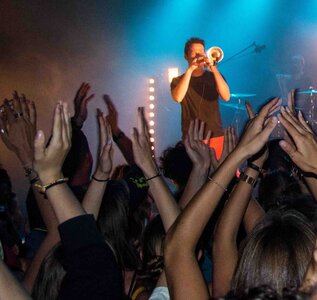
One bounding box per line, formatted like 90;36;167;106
145;173;161;181
92;175;110;182
247;162;263;174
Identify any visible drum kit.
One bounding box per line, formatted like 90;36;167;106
223;89;317;138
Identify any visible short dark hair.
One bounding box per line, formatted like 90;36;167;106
184;37;205;55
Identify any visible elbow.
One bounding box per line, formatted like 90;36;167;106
171;91;183;103
221;92;230;102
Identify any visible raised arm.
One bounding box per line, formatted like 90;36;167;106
131;107;179;231
82;110;113;219
178;119;211;209
104;95;135;164
164;98;280;300
212;147;268;298
0;92;61;293
279;106;317;200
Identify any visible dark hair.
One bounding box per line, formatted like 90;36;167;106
159;141;192;187
220;285;310;300
258;170;303;211
232;209;315;295
32;243;66;300
141;215;165;266
184;37;205;56
98;180;141;271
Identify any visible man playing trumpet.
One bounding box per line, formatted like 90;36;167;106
171;37;230;159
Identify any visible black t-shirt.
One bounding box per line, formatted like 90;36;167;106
171;71;223;139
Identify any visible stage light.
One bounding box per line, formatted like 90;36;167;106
149;103;155;109
149;87;155;92
150;137;155;142
149;120;155;126
149;95;155;101
149;78;155;84
149;112;155;117
149;129;155;134
168;67;179;83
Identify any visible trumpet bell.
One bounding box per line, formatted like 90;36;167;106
206;46;224;64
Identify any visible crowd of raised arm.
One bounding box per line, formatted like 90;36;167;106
1;83;317;300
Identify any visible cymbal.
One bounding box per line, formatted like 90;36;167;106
221;102;246;110
230;93;256;98
297;89;317;94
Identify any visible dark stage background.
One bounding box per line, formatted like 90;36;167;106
0;0;317;204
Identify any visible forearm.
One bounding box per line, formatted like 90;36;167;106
212;167;259;297
304;175;317;201
213;69;230;101
0;261;31;300
178;165;209;209
45;183;86;224
82;180;108;220
243;196;265;234
166;150;244;253
171;69;192;102
148;177;180;232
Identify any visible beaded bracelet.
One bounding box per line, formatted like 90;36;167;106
34;178;69;194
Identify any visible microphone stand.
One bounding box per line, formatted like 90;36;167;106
221;42;257;65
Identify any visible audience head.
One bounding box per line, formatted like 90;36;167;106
98;180;141;271
32;243;66;300
232;209;315;295
159;141;192;189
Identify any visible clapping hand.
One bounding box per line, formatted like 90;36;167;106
184;119;211;170
278;106;317;174
73;83;94;127
33;102;72;184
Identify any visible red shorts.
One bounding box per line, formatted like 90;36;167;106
203;136;224;160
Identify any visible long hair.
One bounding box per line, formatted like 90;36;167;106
98;180;141;271
232;209;315;295
32;243;66;300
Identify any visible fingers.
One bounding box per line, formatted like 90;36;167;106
298;111;313;133
279;140;298;161
245;101;256;119
287;89;296;115
258;98;282;119
51;103;63;146
98;112;106;148
34;130;46;161
258;116;278;142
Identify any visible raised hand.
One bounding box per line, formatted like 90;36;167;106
184;119;211;170
33;102;72;184
210;127;237;170
278;106;317;174
131;107;158;177
235;98;281;160
103;95;119;134
0;93;36;166
93;110;113;180
73;83;94;127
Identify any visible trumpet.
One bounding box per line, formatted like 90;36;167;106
205;46;224;66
